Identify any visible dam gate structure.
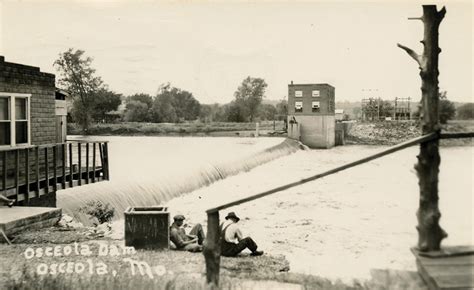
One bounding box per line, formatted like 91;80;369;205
287;82;335;149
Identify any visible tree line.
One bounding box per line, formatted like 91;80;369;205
55;48;471;132
54;48;287;132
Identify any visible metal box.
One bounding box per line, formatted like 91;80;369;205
124;206;170;250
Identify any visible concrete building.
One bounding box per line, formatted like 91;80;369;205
287;82;335;148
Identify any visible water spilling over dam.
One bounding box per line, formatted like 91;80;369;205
57;137;304;223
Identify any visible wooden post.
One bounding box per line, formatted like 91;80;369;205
92;143;96;183
85;143;90;184
53;145;58;192
25;148;30;203
99;143;104;178
203;211;221;287
78;143;82;185
15;150;19;201
62;144;66;189
44;147;49;195
3;151;7;192
36;147;40;197
103;142;110;180
69;143;73;188
398;5;447;251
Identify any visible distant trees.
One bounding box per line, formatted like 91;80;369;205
54;48;121;131
456;103;474;119
413;91;456;124
259;104;278;120
151;83;201;123
124;100;150;122
92;88;122;122
199;104;227;123
124;93;154;122
231;77;268;122
438;91;456;124
122;84;201;123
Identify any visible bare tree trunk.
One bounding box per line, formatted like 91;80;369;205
398;5;447;252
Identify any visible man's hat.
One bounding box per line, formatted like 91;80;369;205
225;212;240;222
173;214;185;221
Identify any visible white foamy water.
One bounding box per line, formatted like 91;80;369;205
57;136;300;223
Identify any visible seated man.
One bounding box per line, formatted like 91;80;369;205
220;212;263;257
169;214;205;252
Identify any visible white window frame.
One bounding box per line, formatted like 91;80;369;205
312;101;320;112
312;90;320;97
295;101;303;113
0;92;31;148
295;90;303;97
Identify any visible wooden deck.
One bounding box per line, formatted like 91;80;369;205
3;166;106;202
1;141;109;206
412;247;474;290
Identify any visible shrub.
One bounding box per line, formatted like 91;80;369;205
80;200;115;225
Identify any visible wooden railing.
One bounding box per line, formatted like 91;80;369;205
202;131;474;287
0;140;109;206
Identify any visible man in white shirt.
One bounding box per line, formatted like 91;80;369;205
220;212;263;257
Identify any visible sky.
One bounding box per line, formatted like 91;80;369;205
0;0;472;104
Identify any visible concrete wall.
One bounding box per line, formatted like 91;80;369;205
288;115;335;148
0;56;56;146
287;122;300;140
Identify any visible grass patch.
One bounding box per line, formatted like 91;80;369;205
1;226;427;289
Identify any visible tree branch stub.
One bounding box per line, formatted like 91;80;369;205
397;43;425;68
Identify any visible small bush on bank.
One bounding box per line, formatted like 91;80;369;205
80;200;115;225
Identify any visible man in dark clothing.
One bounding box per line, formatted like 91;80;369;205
169;214;205;252
220;212;263;257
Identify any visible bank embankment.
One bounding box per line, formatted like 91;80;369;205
346;120;473;146
68;121;286;137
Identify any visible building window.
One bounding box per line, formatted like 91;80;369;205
295;91;303;97
312;101;320;113
312;90;320;97
0;93;31;147
295;101;303;113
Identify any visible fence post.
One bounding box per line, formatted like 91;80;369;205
15;150;19;201
92;143;96;183
36;147;40;197
53;145;58;192
203;211;221;288
78;143;82;185
3;151;7;193
25;148;30;203
62;144;66;189
103;142;110;180
68;143;73;188
44;147;49;195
